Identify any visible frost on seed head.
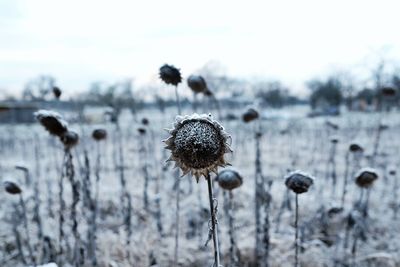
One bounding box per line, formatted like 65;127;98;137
164;113;232;182
284;170;314;194
34;109;68;137
355;167;379;188
216;169;243;191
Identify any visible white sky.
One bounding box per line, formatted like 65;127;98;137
1;0;400;97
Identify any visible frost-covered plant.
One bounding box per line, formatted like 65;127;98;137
187;74;207;112
164;114;231;180
4;181;35;265
216;169;243;267
285;171;314;267
88;128;107;266
159;63;184;265
354;167;379;217
164;113;232;266
35;110;80;266
160;64;182;114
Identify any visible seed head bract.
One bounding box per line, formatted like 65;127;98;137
164;113;232;182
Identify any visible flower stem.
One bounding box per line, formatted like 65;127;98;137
295;194;299;267
206;173;220;267
175;85;181;115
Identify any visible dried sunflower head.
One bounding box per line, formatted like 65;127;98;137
34;110;68;137
92;129;107;141
164;114;232;181
355;168;378;188
349;143;363;153
285;171;314;194
60;131;79;149
242;108;259;123
4;181;22;195
216;169;243;191
53;86;62;99
330;135;339;144
141;118;149;125
159;64;182;86
187;75;207;94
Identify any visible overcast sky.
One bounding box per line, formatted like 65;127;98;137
1;0;400;97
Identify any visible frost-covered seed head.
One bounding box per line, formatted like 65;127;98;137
4;181;22;195
92;129;107;141
330;135;339;144
187;75;207;94
355;168;378;188
159;64;182;86
61;131;79;149
285;171;314;194
141;118;149;125
164;114;231;181
53;86;62;99
242;108;259;123
349;143;363;153
216;169;243;191
34;110;68;137
138;128;146;135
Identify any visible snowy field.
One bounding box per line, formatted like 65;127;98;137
1;106;400;267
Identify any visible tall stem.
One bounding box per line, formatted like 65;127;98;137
175;85;181;115
174;174;180;266
295;194;299;267
206;173;220;267
228;190;235;267
341;152;350;208
19;195;35;265
173;84;182;265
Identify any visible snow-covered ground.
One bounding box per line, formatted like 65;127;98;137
0;106;399;267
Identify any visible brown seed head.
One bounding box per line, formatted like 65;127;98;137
355;168;378;188
285;171;314;194
216;169;243;191
60;131;79;149
4;181;22;195
242;108;259;123
164;114;231;181
159;64;182;86
187;75;207;94
34;110;68;137
53;86;62;99
92;129;107;141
